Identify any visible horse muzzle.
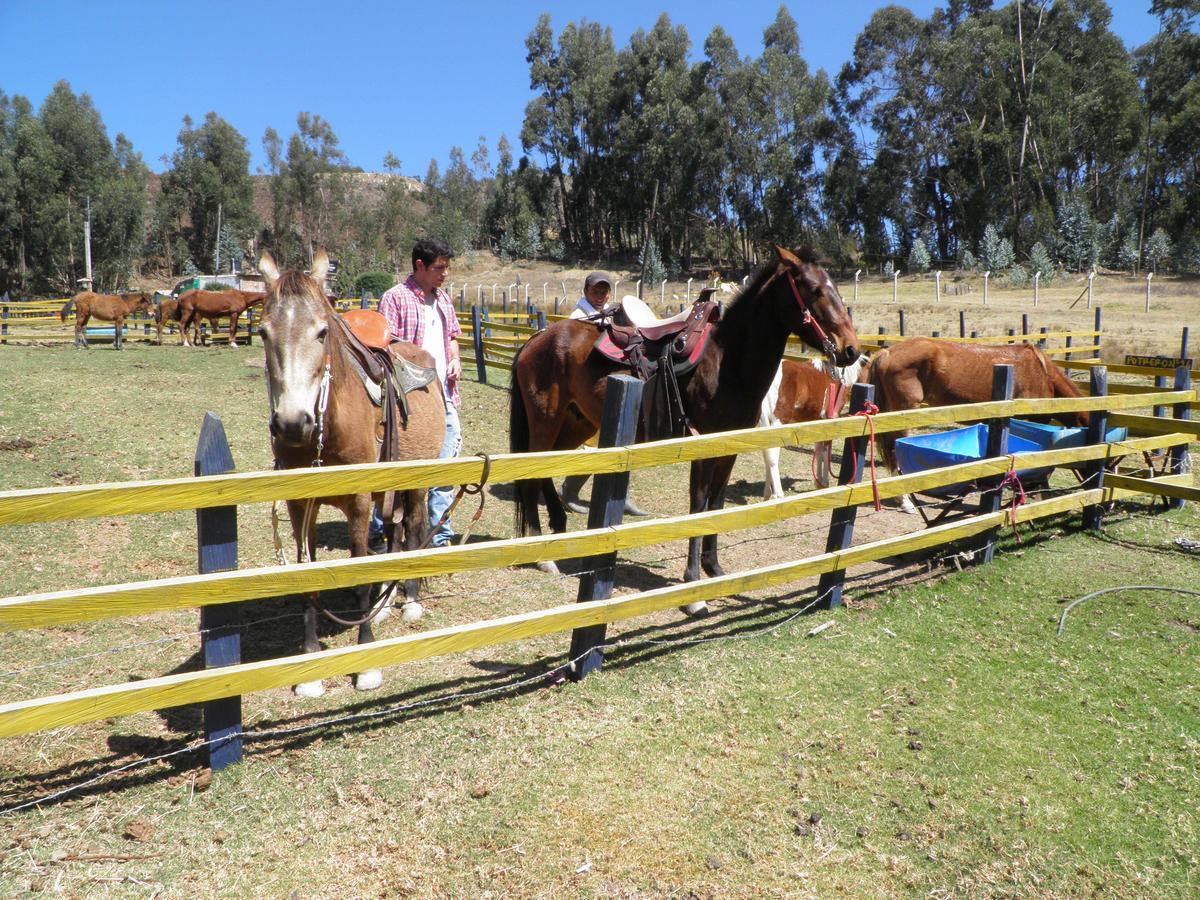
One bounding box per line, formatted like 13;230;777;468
269;410;316;447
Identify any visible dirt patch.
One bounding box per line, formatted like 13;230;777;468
0;437;34;451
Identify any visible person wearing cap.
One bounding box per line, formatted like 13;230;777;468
570;271;615;320
560;270;651;518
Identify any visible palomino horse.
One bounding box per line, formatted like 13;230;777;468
60;291;154;349
758;354;870;499
259;249;445;697
177;288;265;347
868;337;1087;512
510;246;859;613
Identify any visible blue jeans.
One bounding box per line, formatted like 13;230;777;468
371;404;461;547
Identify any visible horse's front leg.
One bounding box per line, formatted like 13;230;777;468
287;498;327;698
113;316;124;351
229;312;240;348
76;314;88;349
398;488;426;621
348;493;385;692
699;454;738;579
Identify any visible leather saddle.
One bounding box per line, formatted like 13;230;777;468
337;309;437;405
589;291;720;441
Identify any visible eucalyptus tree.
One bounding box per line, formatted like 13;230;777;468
157;112;255;274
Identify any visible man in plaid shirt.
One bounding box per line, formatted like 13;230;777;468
372;237;463;549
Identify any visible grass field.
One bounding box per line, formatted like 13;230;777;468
0;311;1198;896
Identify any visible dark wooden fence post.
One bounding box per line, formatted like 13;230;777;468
567;375;643;681
537;310;547;331
360;292;370;310
959;310;966;338
1;298;8;345
816;382;875;609
1037;326;1048;349
877;325;887;349
195;413;242;772
1169;366;1191;510
1021;313;1029;341
898;309;906;337
1082;366;1109;530
554;297;560;315
932;330;940;339
470;306;487;385
1094;307;1102;358
977;364;1015;564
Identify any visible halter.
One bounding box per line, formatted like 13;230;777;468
784;268;841;365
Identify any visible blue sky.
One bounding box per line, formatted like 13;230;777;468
1;1;1161;177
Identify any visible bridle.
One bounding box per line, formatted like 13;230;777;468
783;267;841;366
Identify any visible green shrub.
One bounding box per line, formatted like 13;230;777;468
355;271;396;297
203;280;230;291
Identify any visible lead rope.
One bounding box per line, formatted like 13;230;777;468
999;455;1027;542
851;401;883;511
415;452;493;551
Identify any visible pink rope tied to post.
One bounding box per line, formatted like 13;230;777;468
851;400;882;511
999;454;1027;542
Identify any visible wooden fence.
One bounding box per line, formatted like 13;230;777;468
0;372;1194;775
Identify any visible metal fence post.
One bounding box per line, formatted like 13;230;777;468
567;375;643;681
977;365;1015;564
1081;367;1109;530
1169;366;1191;510
470;306;487;385
816;383;874;608
195;413;242;772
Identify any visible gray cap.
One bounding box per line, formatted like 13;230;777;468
584;271;613;291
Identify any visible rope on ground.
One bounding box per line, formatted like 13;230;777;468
1057;585;1200;638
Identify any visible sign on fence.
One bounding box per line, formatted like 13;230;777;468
1125;355;1193;369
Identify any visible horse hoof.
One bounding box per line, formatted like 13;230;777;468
537;560;561;575
681;601;710;617
400;601;424;622
898;495;918;515
371;604;392;625
355;669;383;691
622;499;653;517
294;680;325;698
563;499;589;514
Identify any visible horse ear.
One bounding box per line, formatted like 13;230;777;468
259;251;280;287
775;245;802;267
310;248;330;282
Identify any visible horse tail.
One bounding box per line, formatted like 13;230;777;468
508;341;535;538
60;299;73;321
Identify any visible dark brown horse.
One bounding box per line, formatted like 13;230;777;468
510;246;859;614
60;291;154;349
177;288;265;347
259;248;446;697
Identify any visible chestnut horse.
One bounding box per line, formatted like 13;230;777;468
60;291;154;350
510;246;859;614
758;354;870;499
177;288;265;347
153;297;197;346
259;249;445;697
869;338;1087;512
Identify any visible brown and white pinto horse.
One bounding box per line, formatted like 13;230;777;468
60;291;154;349
510;246;859;614
758;354;870;498
869;338;1087;511
258;248;445;697
177;288;265;347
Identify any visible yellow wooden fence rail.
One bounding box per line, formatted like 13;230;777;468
0;473;1186;739
0;391;1192;527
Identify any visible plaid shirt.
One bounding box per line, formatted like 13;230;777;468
379;275;462;407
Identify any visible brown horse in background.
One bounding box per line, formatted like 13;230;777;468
869;337;1088;473
758;354;870;498
177;288;265;347
259;248;445;698
510;245;859;614
60;291;154;350
153;297;197;346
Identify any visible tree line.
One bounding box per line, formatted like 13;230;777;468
0;1;1196;296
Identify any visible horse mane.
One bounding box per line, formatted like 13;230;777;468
719;247;825;338
272;270;328;308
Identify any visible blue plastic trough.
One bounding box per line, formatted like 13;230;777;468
894;423;1052;497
